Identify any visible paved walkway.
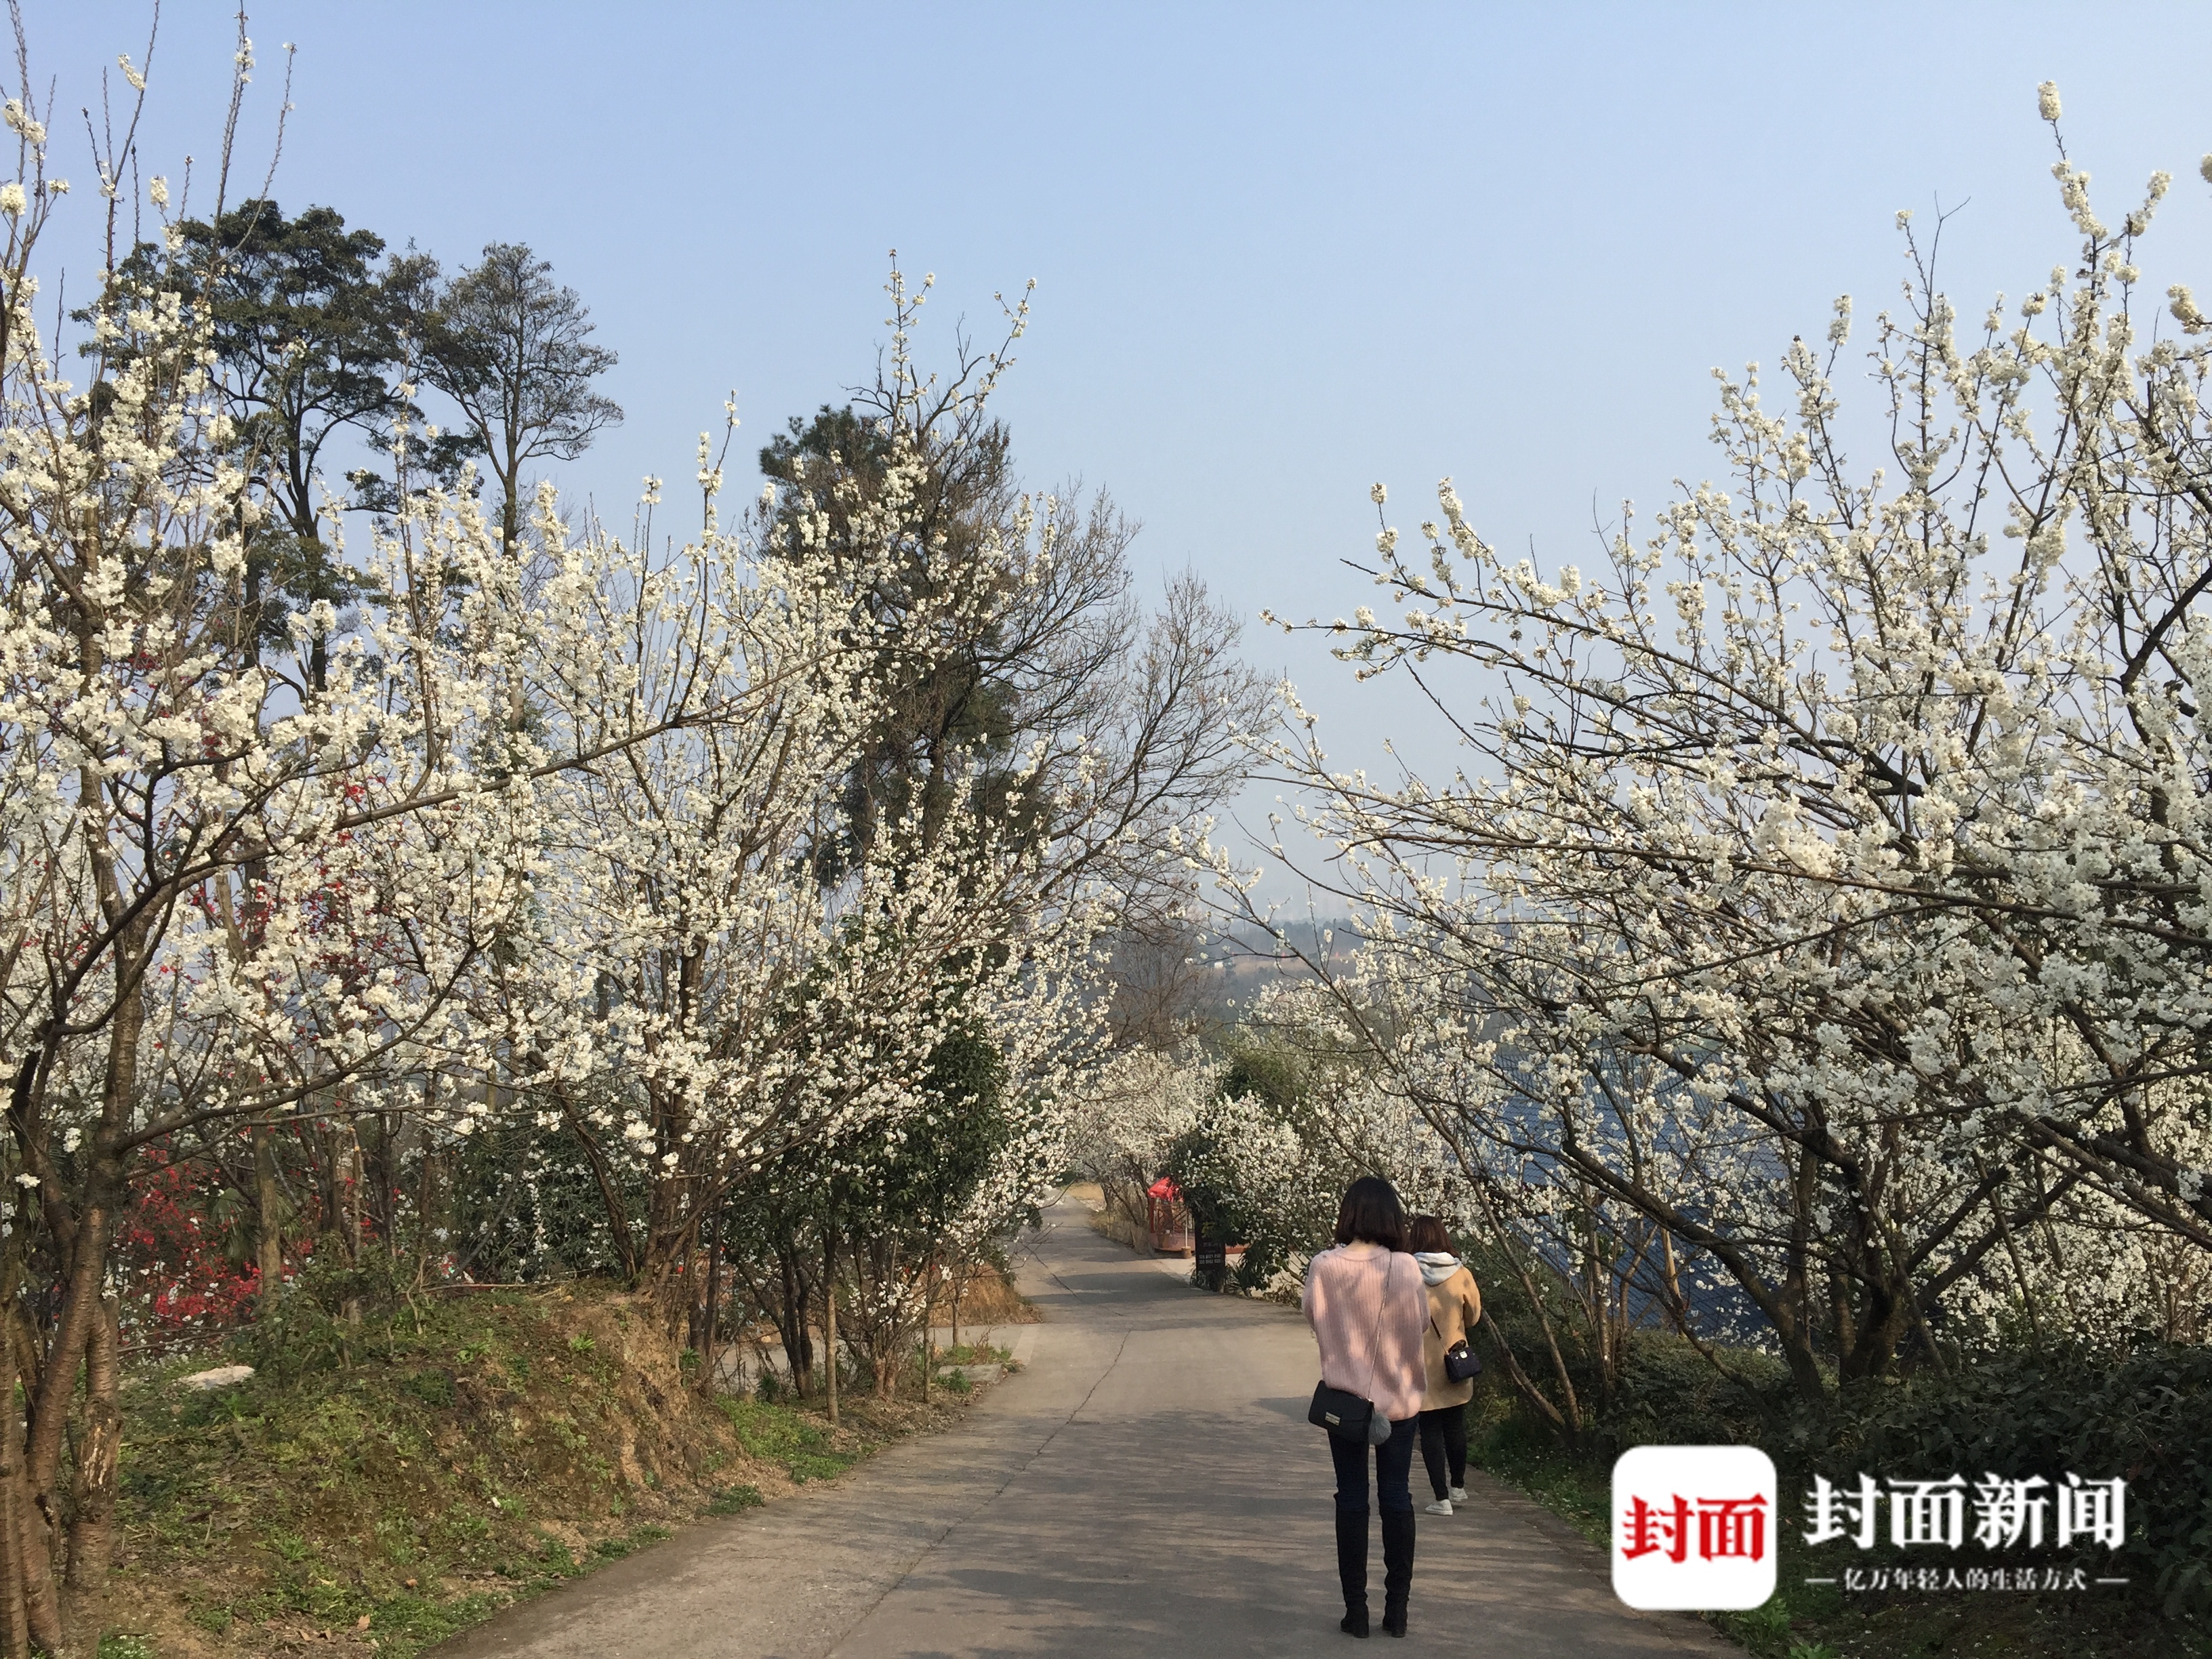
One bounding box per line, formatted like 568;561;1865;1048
434;1202;1735;1658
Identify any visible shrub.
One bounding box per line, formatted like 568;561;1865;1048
1806;1346;2212;1618
1476;1326;2212;1632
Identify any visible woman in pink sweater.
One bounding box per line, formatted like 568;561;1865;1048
1303;1176;1428;1638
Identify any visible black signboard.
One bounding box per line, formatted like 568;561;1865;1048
1195;1237;1227;1273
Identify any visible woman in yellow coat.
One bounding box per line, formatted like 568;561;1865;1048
1408;1214;1482;1515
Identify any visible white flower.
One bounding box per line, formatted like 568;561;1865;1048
0;182;25;218
148;176;168;209
2037;81;2062;122
1;100;43;146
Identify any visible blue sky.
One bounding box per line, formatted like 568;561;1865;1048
28;2;2212;844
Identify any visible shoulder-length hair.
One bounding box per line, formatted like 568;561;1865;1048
1407;1214;1453;1254
1334;1176;1408;1251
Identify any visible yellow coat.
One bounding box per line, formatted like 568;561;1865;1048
1421;1263;1483;1410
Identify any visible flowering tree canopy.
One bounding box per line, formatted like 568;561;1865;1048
1147;85;2212;1422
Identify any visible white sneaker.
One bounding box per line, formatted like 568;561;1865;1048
1449;1485;1469;1502
1425;1498;1453;1515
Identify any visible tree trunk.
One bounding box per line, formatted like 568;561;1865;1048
28;1099;130;1502
1469;1183;1583;1445
14;875;148;1653
253;1122;285;1317
0;1299;34;1659
697;1206;722;1397
21;1125;129;1654
824;1233;839;1429
58;1296;121;1648
776;1247;813;1397
340;1124;365;1324
920;1254;934;1404
413;1130;446;1290
365;1110;401;1252
499;453;521;558
873;1242;899;1401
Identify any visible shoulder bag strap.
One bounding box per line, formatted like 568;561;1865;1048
1362;1254;1392;1404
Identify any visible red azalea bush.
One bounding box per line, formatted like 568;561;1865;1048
115;1145;267;1340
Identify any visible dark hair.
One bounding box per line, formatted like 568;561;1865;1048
1334;1176;1408;1251
1407;1214;1453;1254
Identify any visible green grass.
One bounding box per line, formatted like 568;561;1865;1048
927;1340;1014;1397
1467;1422;1610;1548
116;1287;780;1658
117;1268;1008;1659
586;1524;672;1562
716;1396;859;1484
933;1340;1011;1366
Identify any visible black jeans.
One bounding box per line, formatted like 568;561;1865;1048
1328;1414;1418;1515
1417;1404;1468;1500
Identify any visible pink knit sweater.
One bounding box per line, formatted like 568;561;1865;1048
1303;1243;1429;1424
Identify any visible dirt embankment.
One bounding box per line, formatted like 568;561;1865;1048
117;1284;986;1659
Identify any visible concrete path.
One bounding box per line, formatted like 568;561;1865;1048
433;1202;1736;1658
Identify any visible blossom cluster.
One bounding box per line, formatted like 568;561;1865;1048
1172;87;2212;1410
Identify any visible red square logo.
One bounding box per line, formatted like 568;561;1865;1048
1612;1445;1778;1611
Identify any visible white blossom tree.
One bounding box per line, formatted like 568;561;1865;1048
0;43;562;1648
0;28;1060;1648
1206;84;2212;1412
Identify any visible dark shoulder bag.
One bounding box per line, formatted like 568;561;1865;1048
1309;1254;1398;1447
1443;1331;1483;1382
1439;1280;1485;1381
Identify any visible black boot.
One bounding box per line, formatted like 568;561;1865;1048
1335;1508;1370;1637
1380;1507;1416;1637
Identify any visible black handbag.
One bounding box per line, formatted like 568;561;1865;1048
1308;1378;1387;1444
1433;1290;1485;1382
1443;1335;1483;1382
1309;1254;1399;1447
